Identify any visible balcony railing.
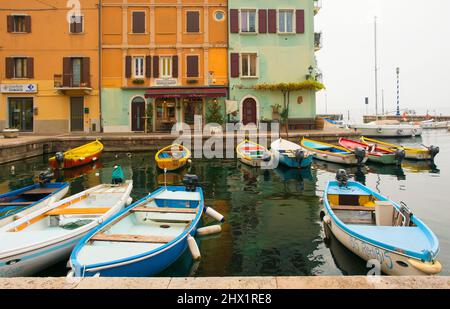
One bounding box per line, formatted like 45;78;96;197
314;32;323;51
314;0;322;15
54;74;92;94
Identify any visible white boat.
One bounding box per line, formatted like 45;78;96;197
270;139;315;168
420;119;449;129
0;180;133;277
350;120;422;137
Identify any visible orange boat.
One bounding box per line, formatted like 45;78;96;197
49;140;104;169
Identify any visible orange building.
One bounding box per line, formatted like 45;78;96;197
0;0;100;134
101;0;228;132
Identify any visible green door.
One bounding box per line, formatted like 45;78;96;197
8;97;34;132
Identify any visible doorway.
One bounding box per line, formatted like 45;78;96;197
70;97;84;132
155;98;176;132
8;97;34;132
242;97;257;125
131;97;146;132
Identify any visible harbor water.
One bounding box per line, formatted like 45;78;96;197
0;130;449;277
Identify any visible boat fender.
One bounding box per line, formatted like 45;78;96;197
187;235;201;261
204;207;225;223
428;145;440;160
126;197;133;206
394;149;406;165
323;215;331;225
196;225;222;236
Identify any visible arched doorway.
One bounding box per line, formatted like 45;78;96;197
242;97;257;125
131;97;146;132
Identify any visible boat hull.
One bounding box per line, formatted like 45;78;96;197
278;152;314;168
49;140;104;169
312;152;368;165
156;158;189;171
351;125;422;137
239;157;263;167
361;137;432;160
367;154;397;165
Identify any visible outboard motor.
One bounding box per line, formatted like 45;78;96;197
353;147;366;165
55;152;65;163
38;170;54;185
111;165;125;184
295;149;305;164
394;149;406;165
183;174;199;192
261;152;272;162
428;145;440;161
336;169;349;188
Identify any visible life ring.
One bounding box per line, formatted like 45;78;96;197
376;127;383;133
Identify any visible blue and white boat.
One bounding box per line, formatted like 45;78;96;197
270;138;314;168
321;171;441;276
69;175;206;277
0;175;69;228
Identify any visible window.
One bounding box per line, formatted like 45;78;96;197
160;56;172;78
186;56;199;78
132;11;146;33
14;58;28;78
241;53;257;77
69;14;84;34
133;56;145;78
72;58;82;86
240;10;256;33
214;10;225;22
279;10;294;33
14;16;26;32
186;11;200;33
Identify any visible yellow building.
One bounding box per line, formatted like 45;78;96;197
0;0;100;134
101;0;228;132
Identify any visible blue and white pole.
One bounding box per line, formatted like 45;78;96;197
396;67;400;116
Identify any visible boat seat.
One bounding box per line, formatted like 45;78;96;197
46;207;110;216
0;201;34;207
331;205;375;211
21;188;57;195
90;233;174;244
131;206;197;214
341;217;375;225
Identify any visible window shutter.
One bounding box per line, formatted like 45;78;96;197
172;55;179;78
25;15;31;33
268;10;277;33
132;12;145;33
186;11;200;33
27;58;34;79
153;56;159;78
70;20;76;33
258;10;267;34
63;57;72;87
5;58;14;78
7;16;14;33
186;56;199;78
230;9;239;33
296;10;305;34
125;56;132;78
82;57;90;86
75;16;83;33
145;56;152;78
230;53;239;78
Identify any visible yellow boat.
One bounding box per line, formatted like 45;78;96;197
155;144;191;171
49;140;103;169
361;137;439;160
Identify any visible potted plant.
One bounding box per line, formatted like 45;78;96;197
271;104;281;121
3;127;19;138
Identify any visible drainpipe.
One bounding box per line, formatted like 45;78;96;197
98;0;103;132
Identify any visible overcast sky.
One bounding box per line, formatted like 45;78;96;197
315;0;450;120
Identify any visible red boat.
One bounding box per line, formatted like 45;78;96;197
339;138;404;165
49;140;104;169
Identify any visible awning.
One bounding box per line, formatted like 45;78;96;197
144;87;227;98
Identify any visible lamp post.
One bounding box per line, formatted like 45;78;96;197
396;67;400;116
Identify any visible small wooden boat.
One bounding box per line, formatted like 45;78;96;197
0;174;69;228
339;138;404;165
0;178;133;277
301;138;368;166
236;140;272;167
361;137;439;160
270;138;314;168
49;140;104;169
155;144;191;171
69;175;222;277
321;170;441;275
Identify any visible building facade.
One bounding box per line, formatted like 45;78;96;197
228;0;322;129
101;0;228;133
0;0;100;134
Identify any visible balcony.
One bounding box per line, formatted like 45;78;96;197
314;0;322;15
54;74;92;95
314;32;323;51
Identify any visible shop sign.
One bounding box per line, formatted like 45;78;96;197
0;84;38;93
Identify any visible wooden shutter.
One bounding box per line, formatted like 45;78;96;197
132;12;145;33
186;56;199;78
24;15;31;33
230;53;239;78
186;11;200;33
26;58;34;79
82;57;90;86
7;16;14;33
5;58;14;78
75;16;83;33
258;10;267;34
172;55;179;78
230;9;239;33
296;10;305;34
145;56;152;78
268;9;277;33
63;57;72;87
153;56;159;78
70;19;76;33
125;56;132;78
